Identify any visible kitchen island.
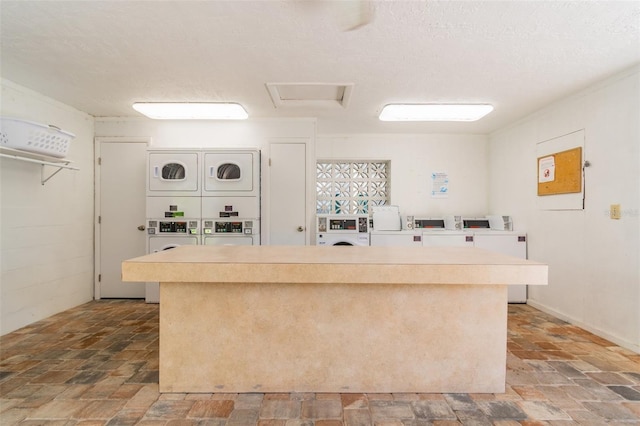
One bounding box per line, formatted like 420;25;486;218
121;245;547;394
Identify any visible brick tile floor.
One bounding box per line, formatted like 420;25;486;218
1;300;639;425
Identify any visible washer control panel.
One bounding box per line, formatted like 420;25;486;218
147;220;199;235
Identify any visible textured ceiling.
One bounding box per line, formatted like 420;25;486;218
1;0;639;134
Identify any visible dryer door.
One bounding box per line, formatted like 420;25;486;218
203;151;258;196
148;152;200;194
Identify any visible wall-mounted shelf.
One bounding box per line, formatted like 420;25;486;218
0;146;79;185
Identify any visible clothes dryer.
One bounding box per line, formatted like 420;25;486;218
147;150;201;196
202;149;260;197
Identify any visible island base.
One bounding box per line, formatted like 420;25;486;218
159;281;508;394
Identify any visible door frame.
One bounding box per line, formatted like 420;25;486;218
94;136;151;299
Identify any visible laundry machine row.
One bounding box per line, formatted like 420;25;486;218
368;210;527;303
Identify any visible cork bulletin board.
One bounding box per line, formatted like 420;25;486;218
537;146;582;196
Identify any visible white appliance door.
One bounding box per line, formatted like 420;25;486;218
422;234;474;247
203;151;257;195
204;236;255;246
148;152;199;193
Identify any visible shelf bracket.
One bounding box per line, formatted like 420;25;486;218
41;164;66;185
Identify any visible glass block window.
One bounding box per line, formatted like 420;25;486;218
316;161;390;214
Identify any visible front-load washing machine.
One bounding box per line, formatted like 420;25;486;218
463;216;528;303
145;219;200;303
316;214;370;246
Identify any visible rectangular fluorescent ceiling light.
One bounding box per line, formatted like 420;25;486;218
266;83;354;108
132;102;248;120
379;104;494;121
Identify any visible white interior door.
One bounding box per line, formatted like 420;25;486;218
96;140;147;298
269;142;306;245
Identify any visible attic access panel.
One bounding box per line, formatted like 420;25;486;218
266;83;354;108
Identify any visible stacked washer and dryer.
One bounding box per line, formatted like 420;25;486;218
145;148;260;303
201;150;260;246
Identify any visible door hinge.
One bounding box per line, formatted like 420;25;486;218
98;216;101;224
98;157;101;165
98;274;101;282
268;158;271;166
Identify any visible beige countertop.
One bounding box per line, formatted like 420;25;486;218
122;245;547;286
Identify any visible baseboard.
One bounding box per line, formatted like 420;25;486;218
526;300;639;355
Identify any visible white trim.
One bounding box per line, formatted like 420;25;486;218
527;300;639;354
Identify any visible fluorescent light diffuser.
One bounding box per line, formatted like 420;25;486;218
379;104;494;122
132;102;248;120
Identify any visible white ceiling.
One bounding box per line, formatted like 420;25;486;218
1;0;639;134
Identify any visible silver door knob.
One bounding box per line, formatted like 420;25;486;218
137;225;146;231
297;226;304;232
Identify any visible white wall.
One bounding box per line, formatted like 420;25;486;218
1;80;95;335
488;67;640;352
316;134;489;219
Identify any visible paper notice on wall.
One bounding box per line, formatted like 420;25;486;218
431;172;449;198
538;156;555;183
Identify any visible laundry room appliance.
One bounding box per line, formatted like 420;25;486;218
370;206;421;246
145;218;201;303
372;205;401;231
147;149;201;196
201;149;261;245
146;149;202;303
202;149;260;197
370;229;422;246
316;214;370;246
201;196;260;244
145;189;202;304
417;216;474;248
202;218;260;246
463;215;528;303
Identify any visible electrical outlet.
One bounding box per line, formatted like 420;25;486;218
610;204;621;220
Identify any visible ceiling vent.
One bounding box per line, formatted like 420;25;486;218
266;83;354;109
